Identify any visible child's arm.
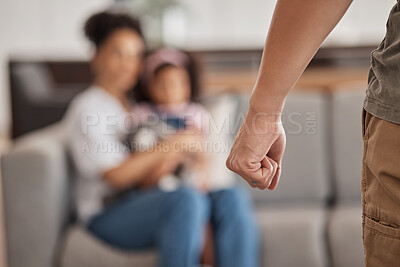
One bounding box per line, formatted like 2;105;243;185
140;150;184;188
227;0;353;190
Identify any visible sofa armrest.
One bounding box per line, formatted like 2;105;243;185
1;124;70;267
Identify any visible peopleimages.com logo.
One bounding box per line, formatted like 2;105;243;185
80;110;318;136
79;110;318;154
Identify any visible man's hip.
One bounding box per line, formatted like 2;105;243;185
362;109;400;266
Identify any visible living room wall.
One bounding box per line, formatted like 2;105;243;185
0;0;112;137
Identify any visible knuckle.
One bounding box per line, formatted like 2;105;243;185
240;158;252;170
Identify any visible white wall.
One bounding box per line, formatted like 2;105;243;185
326;0;395;46
0;0;112;136
167;0;395;49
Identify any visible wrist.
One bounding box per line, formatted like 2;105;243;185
248;98;284;125
250;87;286;116
244;94;285;136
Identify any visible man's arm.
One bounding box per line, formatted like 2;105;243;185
226;0;353;190
252;0;353;110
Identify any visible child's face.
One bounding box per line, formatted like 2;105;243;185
149;66;191;105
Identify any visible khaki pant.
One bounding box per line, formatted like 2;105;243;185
362;110;400;266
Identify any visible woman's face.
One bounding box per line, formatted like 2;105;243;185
92;28;145;94
149;66;191;105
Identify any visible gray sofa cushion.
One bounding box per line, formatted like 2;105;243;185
239;93;330;204
60;226;157;267
257;206;328;267
328;204;364;267
331;89;365;202
1;124;70;267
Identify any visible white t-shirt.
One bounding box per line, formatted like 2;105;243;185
63;85;131;223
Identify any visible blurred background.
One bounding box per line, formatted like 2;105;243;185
0;0;397;267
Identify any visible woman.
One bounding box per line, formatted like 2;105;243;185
63;12;209;267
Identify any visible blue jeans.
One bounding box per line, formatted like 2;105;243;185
88;186;259;267
209;187;260;267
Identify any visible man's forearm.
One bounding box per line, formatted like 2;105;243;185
251;0;353;112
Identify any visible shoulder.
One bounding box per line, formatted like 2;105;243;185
184;103;211;132
186;103;211;122
187;102;209;115
73;86;117;112
67;86;124;116
63;86;124;129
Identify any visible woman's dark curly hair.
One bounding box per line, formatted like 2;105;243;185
134;51;201;103
84;11;144;48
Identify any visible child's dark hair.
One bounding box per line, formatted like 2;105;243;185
84;11;143;48
135;51;201;103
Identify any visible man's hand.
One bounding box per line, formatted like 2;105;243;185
226;103;286;190
226;0;352;190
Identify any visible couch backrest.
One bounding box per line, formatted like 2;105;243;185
9;62;85;138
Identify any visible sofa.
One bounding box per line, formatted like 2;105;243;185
1;89;366;267
9;61;87;138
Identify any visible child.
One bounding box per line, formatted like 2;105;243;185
130;48;211;191
131;48;260;267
